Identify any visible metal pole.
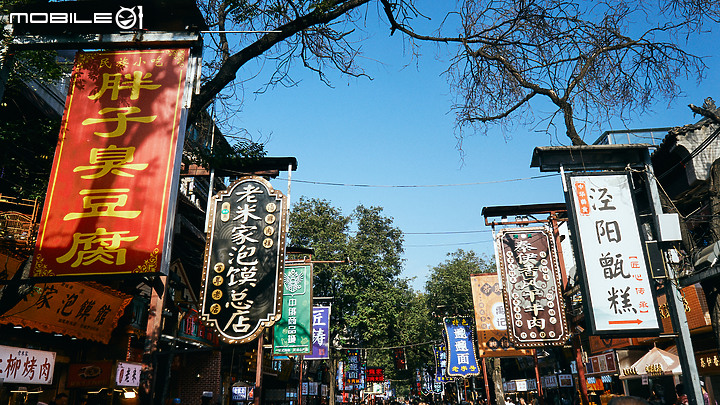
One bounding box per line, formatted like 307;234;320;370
549;212;568;289
203;107;217;234
298;357;304;405
482;358;491;403
254;331;263;405
287;163;292;209
643;155;703;405
534;350;543;398
140;275;168;405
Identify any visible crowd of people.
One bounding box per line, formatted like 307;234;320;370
360;383;718;405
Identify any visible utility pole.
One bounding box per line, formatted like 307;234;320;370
643;157;703;405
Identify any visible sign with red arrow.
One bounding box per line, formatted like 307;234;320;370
565;173;661;336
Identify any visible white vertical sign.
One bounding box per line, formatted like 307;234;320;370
567;173;660;334
116;362;142;387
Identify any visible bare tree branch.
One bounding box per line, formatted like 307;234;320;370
190;0;372;125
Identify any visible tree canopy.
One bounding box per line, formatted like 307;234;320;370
287;197;410;357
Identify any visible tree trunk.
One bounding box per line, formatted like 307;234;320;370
491;357;505;405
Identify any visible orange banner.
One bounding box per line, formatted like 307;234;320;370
0;282;131;343
31;49;189;278
471;273;532;357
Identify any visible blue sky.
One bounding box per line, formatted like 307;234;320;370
214;3;720;291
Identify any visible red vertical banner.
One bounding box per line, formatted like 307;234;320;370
31;49;190;278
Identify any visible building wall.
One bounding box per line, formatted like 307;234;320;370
171;351;223;405
677;123;720;185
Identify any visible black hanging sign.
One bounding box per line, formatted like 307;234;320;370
200;176;287;343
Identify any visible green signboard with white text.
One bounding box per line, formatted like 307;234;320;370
273;263;313;355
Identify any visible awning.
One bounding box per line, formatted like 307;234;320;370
620;347;681;379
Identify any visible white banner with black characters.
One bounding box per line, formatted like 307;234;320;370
116;361;142;387
0;345;56;384
565;172;660;335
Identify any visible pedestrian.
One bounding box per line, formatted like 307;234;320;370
701;382;716;405
648;386;664;405
676;384;689;405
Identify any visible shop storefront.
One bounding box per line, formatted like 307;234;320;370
619;347;680;403
584;351;624;405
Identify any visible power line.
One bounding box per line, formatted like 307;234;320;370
405;230;491;235
275;173;559;188
341;340;440;351
405;240;492;248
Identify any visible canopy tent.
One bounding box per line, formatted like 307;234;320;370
620;347;681;379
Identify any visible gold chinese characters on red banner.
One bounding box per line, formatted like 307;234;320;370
31;49;190;278
0;282;131;343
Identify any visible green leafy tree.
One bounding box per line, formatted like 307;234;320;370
288;197;416;395
425;249;493;320
424;249;500;402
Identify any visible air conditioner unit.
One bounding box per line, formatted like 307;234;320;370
693;240;720;271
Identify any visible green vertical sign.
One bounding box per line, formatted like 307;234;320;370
273;263;313;355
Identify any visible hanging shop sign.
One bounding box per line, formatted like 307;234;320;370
67;361;113;388
558;374;574;387
0;282;131;343
366;368;384;382
116;361;142;387
565;173;661;335
360;358;367;390
443;316;480;377
496;227;569;347
696;350;720;375
232;386;249;402
585;352;618;376
0;345;56;385
337;361;345;392
515;379;530;392
471;273;533;356
393;347;407;370
200;176;287;344
305;306;331;360
31;49;190;279
542;375;559;389
420;370;434;395
434;345;451;382
273;263;313;355
178;309;220;346
344;350;361;389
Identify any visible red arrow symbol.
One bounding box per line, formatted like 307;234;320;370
608;319;643;325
